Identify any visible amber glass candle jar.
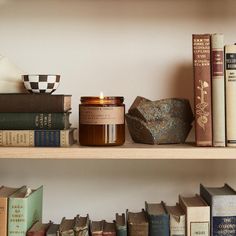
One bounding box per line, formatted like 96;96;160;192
79;96;125;146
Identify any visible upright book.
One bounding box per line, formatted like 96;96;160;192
200;183;236;236
0;186;25;236
165;203;185;236
179;194;210;236
211;33;225;147
127;209;148;236
46;224;59;236
8;186;43;236
193;34;212;146
90;220;104;236
115;213;127;236
74;214;89;236
225;44;236;146
145;201;169;236
103;222;116;236
59;217;75;236
0;129;76;147
0;94;71;112
27;221;51;236
0;113;71;130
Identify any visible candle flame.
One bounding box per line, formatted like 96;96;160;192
100;92;104;99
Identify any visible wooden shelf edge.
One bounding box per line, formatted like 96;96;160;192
0;143;235;159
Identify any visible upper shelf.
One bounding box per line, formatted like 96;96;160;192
0;142;235;159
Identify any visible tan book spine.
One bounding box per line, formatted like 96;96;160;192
170;214;185;236
0;198;7;236
212;34;225;147
225;45;236;146
0;130;75;147
193;34;212;146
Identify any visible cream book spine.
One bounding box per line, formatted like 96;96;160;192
225;45;236;146
212;34;225;147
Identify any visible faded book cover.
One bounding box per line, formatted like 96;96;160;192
211;33;225;147
225;45;236;146
179;194;210;236
193;34;212;146
0;186;23;236
200;183;236;236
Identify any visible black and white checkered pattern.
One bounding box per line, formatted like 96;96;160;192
23;75;60;94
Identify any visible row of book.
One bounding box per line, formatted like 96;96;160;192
1;183;236;236
193;33;236;147
0;94;76;147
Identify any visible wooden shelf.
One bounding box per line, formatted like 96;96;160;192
0;142;235;159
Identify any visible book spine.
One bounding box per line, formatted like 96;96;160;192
193;34;212;146
116;227;127;236
8;198;27;236
225;45;236;146
0;113;69;130
0;130;71;147
0;198;7;236
0;95;68;112
212;197;236;236
148;215;169;236
128;224;148;236
211;34;225;147
170;215;185;236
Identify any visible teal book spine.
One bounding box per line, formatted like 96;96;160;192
116;227;127;236
0;113;70;130
8;186;43;236
148;214;169;236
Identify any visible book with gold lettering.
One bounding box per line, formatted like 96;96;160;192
0;113;71;130
0;186;25;236
8;186;43;236
0;128;76;147
193;34;212;146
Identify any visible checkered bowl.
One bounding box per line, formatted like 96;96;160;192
22;74;60;94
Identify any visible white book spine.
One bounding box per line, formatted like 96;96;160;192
212;34;225;147
225;45;236;146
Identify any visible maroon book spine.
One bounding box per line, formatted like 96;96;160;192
193;34;212;146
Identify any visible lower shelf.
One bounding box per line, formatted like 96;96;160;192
0;142;235;159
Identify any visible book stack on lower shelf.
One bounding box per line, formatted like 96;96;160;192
0;94;76;147
1;184;236;236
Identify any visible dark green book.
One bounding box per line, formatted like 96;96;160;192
115;213;127;236
0;113;71;130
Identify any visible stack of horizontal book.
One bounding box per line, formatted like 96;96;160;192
0;94;76;147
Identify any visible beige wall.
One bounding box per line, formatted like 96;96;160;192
0;0;235;222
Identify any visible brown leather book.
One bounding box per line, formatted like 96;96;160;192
74;214;89;236
0;94;71;112
0;186;24;236
103;221;116;236
193;34;212;146
90;220;104;236
59;217;75;236
127;209;148;236
27;221;51;236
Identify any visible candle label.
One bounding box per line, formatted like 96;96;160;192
80;106;124;125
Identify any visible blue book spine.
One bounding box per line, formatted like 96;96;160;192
34;130;60;147
117;227;127;236
213;216;236;236
148;215;169;236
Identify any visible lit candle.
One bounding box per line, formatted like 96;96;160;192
79;95;125;146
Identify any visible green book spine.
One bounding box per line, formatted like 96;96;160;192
0;113;70;130
116;227;127;236
8;186;43;236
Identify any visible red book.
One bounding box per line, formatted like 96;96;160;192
192;34;212;146
27;222;51;236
